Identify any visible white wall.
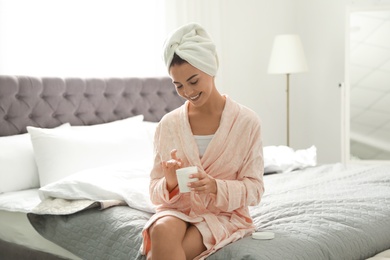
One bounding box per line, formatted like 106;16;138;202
219;0;298;151
166;0;351;163
291;0;348;163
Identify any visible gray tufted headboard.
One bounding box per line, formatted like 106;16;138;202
0;76;184;136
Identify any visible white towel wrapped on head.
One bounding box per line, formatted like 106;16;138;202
163;23;219;76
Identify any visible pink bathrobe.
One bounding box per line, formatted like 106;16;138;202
141;95;264;259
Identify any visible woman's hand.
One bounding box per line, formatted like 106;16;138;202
188;171;217;195
161;149;182;192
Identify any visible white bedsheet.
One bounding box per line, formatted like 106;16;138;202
0;189;41;213
37;161;156;214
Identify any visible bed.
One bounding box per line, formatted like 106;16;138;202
1;75;389;260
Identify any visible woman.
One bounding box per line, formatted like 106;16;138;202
141;23;264;260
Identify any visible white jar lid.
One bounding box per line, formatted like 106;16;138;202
252;231;275;240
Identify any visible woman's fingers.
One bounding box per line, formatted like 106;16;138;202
167;160;181;168
170;149;178;160
162;149;182;168
189;172;217;194
189;173;204;188
169;149;182;167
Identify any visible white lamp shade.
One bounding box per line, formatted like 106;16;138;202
268;34;308;74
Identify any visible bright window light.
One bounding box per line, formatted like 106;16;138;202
0;0;167;77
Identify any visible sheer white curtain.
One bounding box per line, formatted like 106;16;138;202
0;0;167;77
164;0;223;56
164;0;225;90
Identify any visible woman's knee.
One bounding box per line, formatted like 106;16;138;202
149;221;170;240
149;217;187;241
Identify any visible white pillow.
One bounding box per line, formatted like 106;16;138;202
0;133;38;193
263;145;317;174
28;115;152;186
0;123;70;193
142;121;158;150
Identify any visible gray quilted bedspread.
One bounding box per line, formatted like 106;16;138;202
28;163;390;260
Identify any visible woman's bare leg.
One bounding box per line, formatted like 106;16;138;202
182;225;207;260
148;216;188;260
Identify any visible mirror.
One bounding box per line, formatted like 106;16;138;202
345;5;390;162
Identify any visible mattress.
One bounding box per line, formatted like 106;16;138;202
25;163;390;260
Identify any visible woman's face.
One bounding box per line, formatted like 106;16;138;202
170;62;215;108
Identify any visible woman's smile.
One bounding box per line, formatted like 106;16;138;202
188;92;202;101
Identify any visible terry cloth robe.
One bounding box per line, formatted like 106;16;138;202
141;95;264;260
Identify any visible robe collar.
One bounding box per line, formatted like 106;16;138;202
178;95;240;171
